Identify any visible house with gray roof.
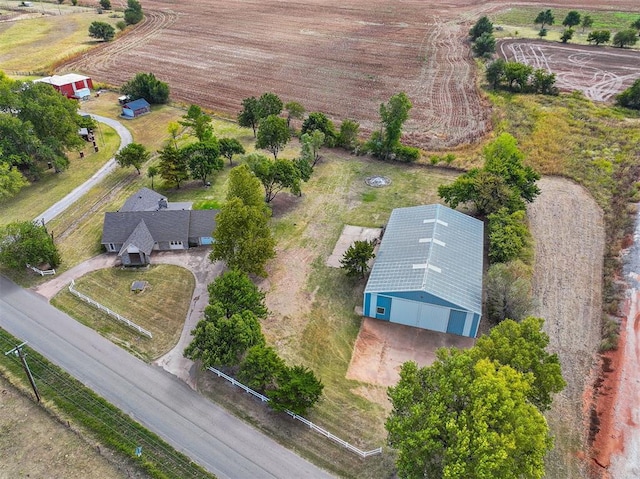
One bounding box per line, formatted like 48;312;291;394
101;188;218;265
363;204;484;338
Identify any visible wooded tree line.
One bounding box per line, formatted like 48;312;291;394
0;71;92;200
387;317;565;479
184;269;323;415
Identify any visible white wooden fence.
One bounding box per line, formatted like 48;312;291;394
26;263;56;276
207;366;383;458
68;280;152;338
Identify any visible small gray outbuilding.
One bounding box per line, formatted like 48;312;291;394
363;204;484;338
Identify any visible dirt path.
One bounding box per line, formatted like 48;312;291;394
527;177;605;478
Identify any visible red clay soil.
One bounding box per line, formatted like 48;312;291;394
498;40;640;102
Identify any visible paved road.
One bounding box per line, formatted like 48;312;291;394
36;114;132;224
0;275;334;479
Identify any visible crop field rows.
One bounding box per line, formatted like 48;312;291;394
499;40;640;102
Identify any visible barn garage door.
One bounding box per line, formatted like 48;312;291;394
389;299;448;332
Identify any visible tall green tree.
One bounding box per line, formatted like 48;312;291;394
0;158;28;201
238;96;261;137
184;309;264;368
124;0;143;25
284;101;305;129
210;197;276;276
486;58;506;89
181;140;223;185
219;137;245;166
0;221;61;269
337;119;360;150
472;32;496;57
485;261;534;324
18;82;84;172
562;11;581;28
616;78;640;110
439;133;539;216
121;72;169;104
255;115;290;159
157;143;188;188
115;142;149;174
379;92;412;160
238;345;285;392
246;153;301;202
560;28;575;43
258;92;283;118
587;30;611;45
472;317;566;411
88;21;115;41
632;17;640;31
300;130;325;166
268;365;324;415
179;104;213;142
488;207;531;263
387;352;553;479
147;165;158;190
581;14;593;32
340;240;375;278
503;61;534;91
534;9;554;29
300;112;336;146
469;16;493;41
225;164;264;207
612;29;638;48
207;269;268;320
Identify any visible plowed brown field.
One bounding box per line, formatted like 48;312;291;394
498;40;640;102
62;0;639;148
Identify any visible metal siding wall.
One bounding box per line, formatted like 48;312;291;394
363;293;371;317
376;295;391;320
384;291;460;310
388;298;421;327
416;303;449;332
446;310;467;336
470;313;481;338
462;312;473;337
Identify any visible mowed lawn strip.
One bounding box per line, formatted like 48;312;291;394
51;265;194;361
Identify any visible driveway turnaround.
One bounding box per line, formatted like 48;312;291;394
0;276;335;479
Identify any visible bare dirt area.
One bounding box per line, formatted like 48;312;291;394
346;317;475;387
326;225;381;268
0;375;130;479
62;0;498;149
527;177;605;478
498;40;640;102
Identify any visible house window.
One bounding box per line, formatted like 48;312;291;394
108;243;116;251
376;307;386;315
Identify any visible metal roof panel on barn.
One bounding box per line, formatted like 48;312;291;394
364;204;484;337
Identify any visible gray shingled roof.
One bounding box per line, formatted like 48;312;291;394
365;204;484;314
120;188;167;212
189;210;218;238
119;219;155;256
102;210;191;244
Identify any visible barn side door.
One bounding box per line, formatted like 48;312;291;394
446;310;467;336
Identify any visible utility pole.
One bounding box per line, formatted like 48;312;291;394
5;342;41;402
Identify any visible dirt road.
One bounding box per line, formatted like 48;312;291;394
527;177;605;478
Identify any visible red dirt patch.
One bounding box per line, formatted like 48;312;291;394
498;40;640;102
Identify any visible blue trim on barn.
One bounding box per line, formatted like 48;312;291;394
375;296;391;321
364;293;372;317
470;313;480;338
446;310;467;335
383;290;462;310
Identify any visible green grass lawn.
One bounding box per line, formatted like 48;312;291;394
0;2;122;74
491;7;640;46
51;265;194;361
0;124;120;226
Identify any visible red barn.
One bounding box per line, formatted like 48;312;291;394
34;74;93;99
